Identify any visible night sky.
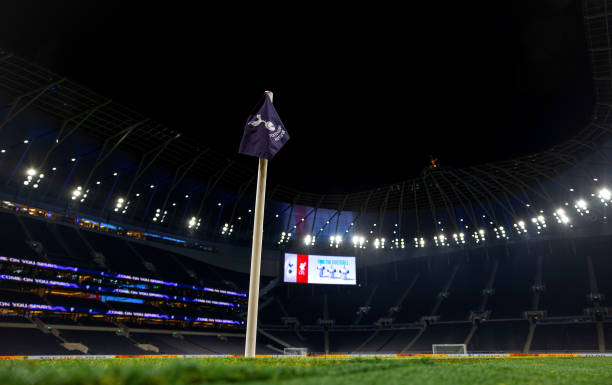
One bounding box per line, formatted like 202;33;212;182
0;1;594;194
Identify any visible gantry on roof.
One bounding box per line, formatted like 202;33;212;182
0;0;611;219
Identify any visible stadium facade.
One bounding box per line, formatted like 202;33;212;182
0;0;611;355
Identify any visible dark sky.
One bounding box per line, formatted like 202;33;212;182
0;0;594;194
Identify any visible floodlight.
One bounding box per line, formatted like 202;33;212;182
304;235;312;245
554;208;570;224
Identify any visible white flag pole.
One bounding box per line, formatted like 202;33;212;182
244;90;272;358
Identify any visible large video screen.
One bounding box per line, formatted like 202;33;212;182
283;253;356;285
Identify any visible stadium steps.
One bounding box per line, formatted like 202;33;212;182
355;330;396;353
375;331;403;353
596;321;606;352
186;334;249;354
604;323;612;352
73;229;108;270
523;322;537;353
122;240;163;279
58;330;147;355
464;259;500;349
132;333;215;355
327;331;367;354
353;330;380;353
400;326;427;353
386;273;420;318
257;327;293;348
377;329;420;353
14;214;50;262
353;285;378;325
48;223;78;260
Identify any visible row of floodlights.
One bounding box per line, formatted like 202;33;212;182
270;195;603;250
16;167;610;246
159;189;600;247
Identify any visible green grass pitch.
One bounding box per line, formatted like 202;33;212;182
0;356;610;385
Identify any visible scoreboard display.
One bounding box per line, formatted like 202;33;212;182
283;253;356;285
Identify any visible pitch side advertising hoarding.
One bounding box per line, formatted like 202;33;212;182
283;253;356;285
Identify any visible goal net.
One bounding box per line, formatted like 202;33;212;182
283;347;309;356
432;344;467;355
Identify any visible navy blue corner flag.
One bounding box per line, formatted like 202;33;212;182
239;94;289;159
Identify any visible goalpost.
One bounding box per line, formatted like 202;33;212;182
432;344;467;355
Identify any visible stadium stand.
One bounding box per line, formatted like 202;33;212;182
0;205;611;354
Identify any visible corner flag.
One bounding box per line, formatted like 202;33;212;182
241;91;287;358
239;94;289;159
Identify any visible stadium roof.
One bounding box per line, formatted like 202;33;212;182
0;1;610;218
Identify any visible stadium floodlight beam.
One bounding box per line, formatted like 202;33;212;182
114;197;129;213
153;208;168;223
279;231;292;244
554;208;570;224
434;234;448;247
71;186;82;199
514;220;527;234
221;223;234;235
531;214;547;234
304;234;315;246
70;186;88;202
373;237;385;249
574;199;589;216
352;235;365;248
329;235;342;248
187;216;201;230
452;233;466;244
304;234;317;246
598;188;611;205
23;168;45;189
414;237;425;248
472;229;486;243
493;226;507;239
